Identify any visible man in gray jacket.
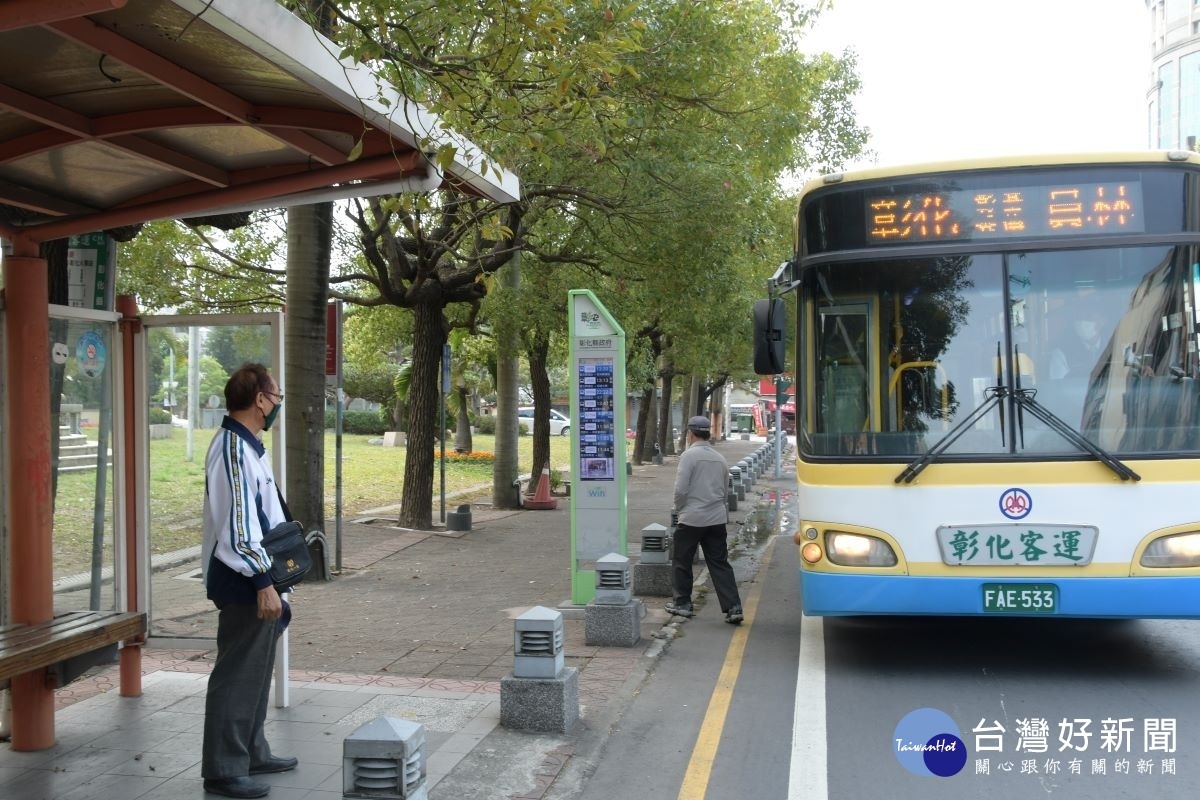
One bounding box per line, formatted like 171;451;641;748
667;415;743;624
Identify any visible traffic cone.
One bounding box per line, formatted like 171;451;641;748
524;467;558;510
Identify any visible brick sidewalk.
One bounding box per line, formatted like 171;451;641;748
7;436;788;800
61;436;775;710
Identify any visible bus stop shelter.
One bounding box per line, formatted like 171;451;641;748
0;0;518;751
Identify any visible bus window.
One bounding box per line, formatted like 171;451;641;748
804;254;1007;458
801;245;1200;459
1016;245;1200;454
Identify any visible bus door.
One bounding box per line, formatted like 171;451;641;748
816;301;879;453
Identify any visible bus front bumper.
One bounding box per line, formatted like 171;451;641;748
799;571;1200;618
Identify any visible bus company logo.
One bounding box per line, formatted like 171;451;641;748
894;708;968;777
999;487;1032;520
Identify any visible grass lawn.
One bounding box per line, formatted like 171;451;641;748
325;431;575;513
52;429;592;573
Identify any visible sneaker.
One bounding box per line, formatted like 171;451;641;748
725;606;744;625
665;601;694;618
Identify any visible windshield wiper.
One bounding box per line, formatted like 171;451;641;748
896;342;1008;485
1010;388;1140;482
895;385;1006;484
896;340;1138;484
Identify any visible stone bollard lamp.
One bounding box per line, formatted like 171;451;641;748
512;605;564;679
594;552;632;605
343;716;427;800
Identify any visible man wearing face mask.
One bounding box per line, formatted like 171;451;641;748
200;363;296;798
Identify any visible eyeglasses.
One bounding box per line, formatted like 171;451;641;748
264;391;284;403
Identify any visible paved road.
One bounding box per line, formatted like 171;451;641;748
561;484;1200;800
818;613;1200;798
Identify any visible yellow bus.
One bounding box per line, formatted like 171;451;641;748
760;152;1200;617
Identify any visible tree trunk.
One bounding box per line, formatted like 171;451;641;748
399;301;445;529
492;254;521;507
641;382;659;461
453;383;472;453
284;203;332;535
633;385;652;466
699;376;728;437
680;374;700;453
711;381;726;440
658;362;676;455
527;334;551;486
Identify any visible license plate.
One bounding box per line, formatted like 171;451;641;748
982;583;1057;613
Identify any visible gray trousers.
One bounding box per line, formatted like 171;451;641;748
202;603;280;779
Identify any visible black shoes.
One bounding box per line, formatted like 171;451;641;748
203;776;270;798
250;755;299;774
666;601;742;623
665;601;695;618
203;757;296;797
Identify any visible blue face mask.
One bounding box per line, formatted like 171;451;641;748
263;398;281;431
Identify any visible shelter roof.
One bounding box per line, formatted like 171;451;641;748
0;0;519;244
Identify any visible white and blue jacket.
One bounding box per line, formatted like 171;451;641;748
201;416;288;604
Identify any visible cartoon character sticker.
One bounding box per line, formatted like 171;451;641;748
51;342;70;365
75;331;106;379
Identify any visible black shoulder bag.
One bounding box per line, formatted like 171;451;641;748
262;486;312;593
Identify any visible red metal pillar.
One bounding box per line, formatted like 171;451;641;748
4;238;55;750
116;294;142;697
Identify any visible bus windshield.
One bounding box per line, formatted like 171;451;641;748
802;244;1200;459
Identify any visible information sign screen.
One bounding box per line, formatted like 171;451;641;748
577;357;615;480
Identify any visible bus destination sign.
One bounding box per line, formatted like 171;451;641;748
866;181;1143;243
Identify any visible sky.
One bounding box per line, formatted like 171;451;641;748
800;0;1150;171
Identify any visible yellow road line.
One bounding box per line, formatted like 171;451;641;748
677;536;779;800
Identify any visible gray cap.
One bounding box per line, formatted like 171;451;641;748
687;415;711;431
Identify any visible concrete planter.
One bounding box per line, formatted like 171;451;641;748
149;424;173;440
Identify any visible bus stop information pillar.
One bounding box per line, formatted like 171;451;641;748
568;290;627;604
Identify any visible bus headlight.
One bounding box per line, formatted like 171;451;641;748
1140;532;1200;567
825;531;898;567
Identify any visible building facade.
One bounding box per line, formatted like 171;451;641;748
1148;0;1200;149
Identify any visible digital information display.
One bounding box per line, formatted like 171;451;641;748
866;181;1144;243
577;356;616;480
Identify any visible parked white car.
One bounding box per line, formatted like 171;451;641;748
518;407;571;436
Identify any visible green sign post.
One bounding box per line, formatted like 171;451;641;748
568;289;627;604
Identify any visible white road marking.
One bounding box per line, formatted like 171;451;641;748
788;610;828;800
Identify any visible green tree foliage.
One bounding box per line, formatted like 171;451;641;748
117;213;288;312
153;355;228;413
342;361;399;408
341;305;413;428
115;0;868;528
206;327;274;375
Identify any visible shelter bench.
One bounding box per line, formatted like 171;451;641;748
0;611;146;690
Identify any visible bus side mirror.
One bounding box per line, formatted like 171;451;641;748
753;298;785;375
